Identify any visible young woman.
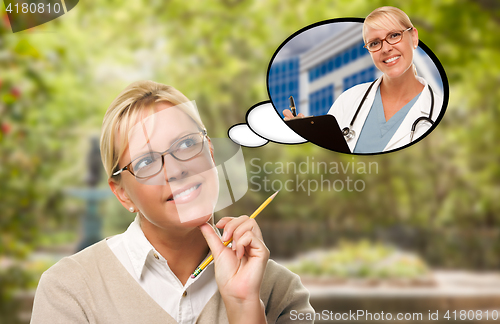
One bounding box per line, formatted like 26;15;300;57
30;81;314;324
284;6;442;153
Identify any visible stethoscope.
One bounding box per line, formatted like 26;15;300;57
341;78;434;143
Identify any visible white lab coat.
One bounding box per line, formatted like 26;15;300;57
327;76;443;153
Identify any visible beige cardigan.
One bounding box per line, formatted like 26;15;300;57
30;240;314;323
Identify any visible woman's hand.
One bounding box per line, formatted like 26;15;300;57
282;109;305;121
199;216;269;324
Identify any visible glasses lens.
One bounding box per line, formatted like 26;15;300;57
173;133;205;160
367;40;381;52
386;31;403;45
132;152;163;178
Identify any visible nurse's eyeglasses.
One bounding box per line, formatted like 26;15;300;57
112;130;207;179
364;27;413;52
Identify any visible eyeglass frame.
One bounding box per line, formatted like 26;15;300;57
363;27;413;53
112;129;208;179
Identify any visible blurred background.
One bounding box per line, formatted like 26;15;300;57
1;0;499;323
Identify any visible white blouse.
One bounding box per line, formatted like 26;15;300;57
106;216;218;324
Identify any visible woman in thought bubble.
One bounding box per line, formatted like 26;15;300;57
284;6;443;153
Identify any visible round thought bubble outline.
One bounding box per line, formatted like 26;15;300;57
227;100;308;147
265;17;449;155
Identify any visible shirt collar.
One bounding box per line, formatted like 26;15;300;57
122;215;219;280
123;215;160;279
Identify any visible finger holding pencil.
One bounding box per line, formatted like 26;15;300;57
194;191;278;278
194;217;261;278
197;191;278;322
198;219;270;324
218;215;263;258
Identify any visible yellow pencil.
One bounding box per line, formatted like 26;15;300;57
191;190;280;278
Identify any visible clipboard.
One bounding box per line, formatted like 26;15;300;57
285;115;351;153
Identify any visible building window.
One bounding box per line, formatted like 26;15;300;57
351;46;358;61
343;51;350;65
309;84;334;116
268;57;301;117
308;39;375;84
343;65;377;91
335;55;342;69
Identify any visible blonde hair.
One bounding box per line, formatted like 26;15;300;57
100;80;205;181
363;6;414;43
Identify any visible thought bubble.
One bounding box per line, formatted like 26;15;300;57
228;18;449;155
228;101;306;146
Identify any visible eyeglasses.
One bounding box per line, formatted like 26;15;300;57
113;130;207;179
364;27;413;52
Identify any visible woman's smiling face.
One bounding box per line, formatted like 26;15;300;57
112;101;219;229
365;25;418;80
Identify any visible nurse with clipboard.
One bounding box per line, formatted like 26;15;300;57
284;6;443;153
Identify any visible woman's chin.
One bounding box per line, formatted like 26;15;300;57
179;213;213;228
174;192;217;226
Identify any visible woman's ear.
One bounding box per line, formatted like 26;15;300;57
108;178;136;211
411;27;419;49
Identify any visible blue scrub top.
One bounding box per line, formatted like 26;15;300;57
353;87;421;153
